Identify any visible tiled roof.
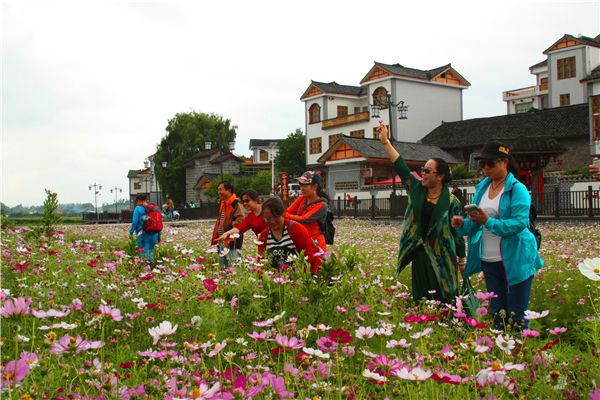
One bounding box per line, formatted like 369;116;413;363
249;139;284;148
420;104;588;149
375;62;451;81
127;169;148;178
309;81;368;97
582;65;600;82
317;136;460;164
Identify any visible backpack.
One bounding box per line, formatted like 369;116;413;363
510;187;541;249
303;198;336;245
143;203;163;233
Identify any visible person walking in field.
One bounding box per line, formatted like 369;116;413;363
128;194;161;262
378;122;465;304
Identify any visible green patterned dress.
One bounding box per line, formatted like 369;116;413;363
391;156;466;303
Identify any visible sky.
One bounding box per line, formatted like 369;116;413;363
1;0;598;207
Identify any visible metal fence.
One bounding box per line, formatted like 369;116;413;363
84;187;600;223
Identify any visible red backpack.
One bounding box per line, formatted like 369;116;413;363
143;203;163;233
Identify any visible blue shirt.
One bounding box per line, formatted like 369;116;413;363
129;205;147;235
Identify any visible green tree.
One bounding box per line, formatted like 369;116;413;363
251;170;273;195
154;111;237;204
274;129;306;177
451;163;476;180
42;189;61;234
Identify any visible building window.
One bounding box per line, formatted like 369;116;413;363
539;77;548;91
134;183;142;190
373;125;389;139
309;104;321;124
592;96;600;140
372;87;389;108
350;129;365;138
259;149;269;162
560;93;570;106
309;138;322;154
557;57;576;80
354;107;361;114
337;106;348;117
329;134;342;148
515;102;533;113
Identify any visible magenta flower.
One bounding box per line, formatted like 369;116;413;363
203;278;217;292
99;304;123;321
522;329;540;338
316;336;338;353
0;297;32;317
275;334;304;350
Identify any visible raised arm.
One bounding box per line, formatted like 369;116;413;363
377;123;399;162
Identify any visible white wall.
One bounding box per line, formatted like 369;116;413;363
548;47;586;107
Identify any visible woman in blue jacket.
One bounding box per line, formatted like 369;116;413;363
452;141;543;330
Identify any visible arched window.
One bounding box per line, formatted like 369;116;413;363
372;87;389;109
309;103;321;124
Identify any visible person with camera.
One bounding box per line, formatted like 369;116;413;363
451;141;543;330
378;122;465;304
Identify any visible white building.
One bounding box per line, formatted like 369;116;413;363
503;34;600;114
300;61;470;167
249;139;282;165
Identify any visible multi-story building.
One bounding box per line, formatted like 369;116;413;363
502;33;600;155
300;61;470;167
245;139;283;174
503;33;600;114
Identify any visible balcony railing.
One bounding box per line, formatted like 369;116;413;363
503;84;548;101
322;111;370;130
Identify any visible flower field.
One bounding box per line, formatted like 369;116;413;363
1;219;599;399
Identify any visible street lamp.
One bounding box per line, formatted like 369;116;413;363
110;187;122;214
269;142;278;195
371;93;408;197
206;141;235;182
88;183;102;221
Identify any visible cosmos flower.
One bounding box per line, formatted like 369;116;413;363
0;297;32;317
148;321;178;345
577;258;600;281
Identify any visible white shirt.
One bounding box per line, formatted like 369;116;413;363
479;184;504;262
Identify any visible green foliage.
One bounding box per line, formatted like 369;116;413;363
251;170;273;195
41;189;61;234
274;128;306;177
451;163;476;180
204;173;236;199
154;111;237;204
204;171;272;199
564;166;591;176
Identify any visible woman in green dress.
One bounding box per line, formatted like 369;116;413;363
378;123;465;304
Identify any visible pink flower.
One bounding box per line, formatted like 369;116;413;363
50;335;104;355
139;273;155;281
475;291;498;300
549;327;568;335
203;279;217;292
1;358;30;389
275;334;304;350
394;366;432;381
32;308;71;319
247;331;270;341
11;260;29;272
99;304;123;321
0;297;31;317
316;337;338;353
355;305;371;312
522;329;540;338
355;326;375;339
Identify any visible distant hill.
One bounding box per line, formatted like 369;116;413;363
2;201;130;216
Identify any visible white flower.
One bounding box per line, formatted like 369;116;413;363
524;309;549;320
208;340;227;357
355;326;375;339
363;369;388;382
229;233;240;239
302;347;330;359
495;334;516;355
386;339;412;349
148;321;178;345
410;327;433;339
394;366;432;381
577;258;600;281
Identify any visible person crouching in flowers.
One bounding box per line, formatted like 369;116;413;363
451;141;543;330
217;189;267;249
377;122;465;304
257;197;322;273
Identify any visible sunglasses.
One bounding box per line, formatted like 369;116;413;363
478;159;501;168
420;167;438;175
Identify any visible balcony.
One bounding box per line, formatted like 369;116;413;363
503;85;548;101
322;111;370;130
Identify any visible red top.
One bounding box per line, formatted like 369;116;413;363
285;195;328;251
236;212;268;237
258;219;323;273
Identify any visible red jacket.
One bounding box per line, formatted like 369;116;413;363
285;195;328;251
257;219;322;273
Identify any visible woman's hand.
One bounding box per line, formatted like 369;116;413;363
451;215;464;228
377;122;390;145
466;207;489;225
217;231;231;242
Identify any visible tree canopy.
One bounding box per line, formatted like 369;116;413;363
154;111;237;204
274;128;306;178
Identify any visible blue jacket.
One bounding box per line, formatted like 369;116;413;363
129;205;147;235
458;173;543;286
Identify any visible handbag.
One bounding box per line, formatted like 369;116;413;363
461;276;480;317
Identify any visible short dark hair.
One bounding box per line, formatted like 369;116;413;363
135;194;148;202
431;158;452;186
262;197;285;218
218;181;234;193
241;189;260;203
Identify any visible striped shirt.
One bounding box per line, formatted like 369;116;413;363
266;225;296;268
217;208;225;237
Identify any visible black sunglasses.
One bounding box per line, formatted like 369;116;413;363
420;167;438;175
478;159;504;168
